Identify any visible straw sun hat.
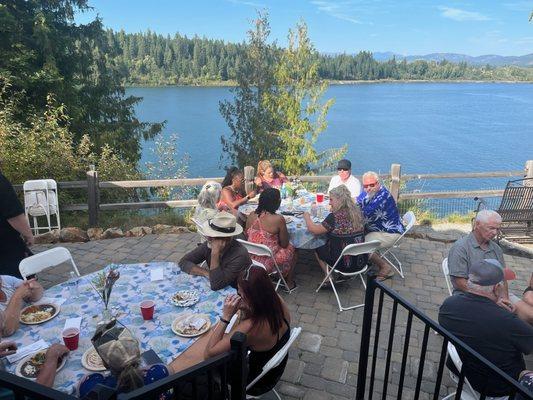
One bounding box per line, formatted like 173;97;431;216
200;211;243;237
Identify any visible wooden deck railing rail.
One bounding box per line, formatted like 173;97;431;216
13;160;533;227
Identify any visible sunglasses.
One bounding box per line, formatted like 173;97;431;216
337;168;349;171
363;183;377;189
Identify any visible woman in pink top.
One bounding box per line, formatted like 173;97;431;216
254;160;287;192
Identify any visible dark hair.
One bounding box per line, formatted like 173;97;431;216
238;266;284;335
255;188;281;215
221;166;243;188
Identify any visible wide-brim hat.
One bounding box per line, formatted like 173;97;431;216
201;211;243;237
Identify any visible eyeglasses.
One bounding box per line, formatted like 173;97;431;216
363;182;378;188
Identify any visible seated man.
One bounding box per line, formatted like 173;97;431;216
328;159;361;198
439;259;533;397
0;275;43;336
179;211;250;290
357;171;404;280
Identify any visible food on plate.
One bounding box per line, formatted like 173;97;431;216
20;304;56;324
20;351;64;379
171;290;200;307
83;347;105;371
174;315;208;335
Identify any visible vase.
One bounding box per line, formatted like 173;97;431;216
97;307;113;325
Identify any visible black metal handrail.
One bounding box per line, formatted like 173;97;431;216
356;276;533;400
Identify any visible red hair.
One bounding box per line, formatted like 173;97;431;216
238;266;284;335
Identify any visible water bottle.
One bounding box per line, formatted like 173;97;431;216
68;271;79;298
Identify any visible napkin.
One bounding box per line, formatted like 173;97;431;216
63;317;82;331
224;314;238;334
181;315;206;330
150;268;164;282
7;339;48;364
36;297;66;306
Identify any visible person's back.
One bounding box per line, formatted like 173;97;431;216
439;291;533;396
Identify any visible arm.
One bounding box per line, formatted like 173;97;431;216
26;279;44;302
447;242;469;292
36;344;69;387
208;242;250;291
179;244;209;276
450;277;468;293
7;214;34;246
220;188;253;210
278;216;290;248
303;212;328;235
1;284;31;337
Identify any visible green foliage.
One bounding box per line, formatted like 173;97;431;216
0;0;162;163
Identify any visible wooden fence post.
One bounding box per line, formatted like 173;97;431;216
390;163;401;202
87;165;100;227
243;165;255;195
525;160;533;186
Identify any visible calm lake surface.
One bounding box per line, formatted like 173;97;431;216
128;83;532;193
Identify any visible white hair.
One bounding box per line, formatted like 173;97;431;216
197;181;222;209
475;209;502;224
362;171;380;182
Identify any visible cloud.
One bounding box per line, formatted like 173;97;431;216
226;0;266;8
311;1;364;25
438;6;491;21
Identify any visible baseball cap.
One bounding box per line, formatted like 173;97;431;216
337;159;351;170
468;259;504;286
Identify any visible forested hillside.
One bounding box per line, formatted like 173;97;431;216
106;30;533;85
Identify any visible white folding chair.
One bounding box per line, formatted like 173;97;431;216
442;343;508;400
23;179;60;234
45;179;60;231
236;239;294;293
377;211;416;278
19;247;80;279
246;327;302;400
316;240;381;312
442;257;453;296
191;217;207;243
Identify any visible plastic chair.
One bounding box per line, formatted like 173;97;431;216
377;211;416;278
442;257;453;296
442;343;508;400
236;239;294;293
316;240;381;312
23;179;60;234
246;327;302;400
19;247;80;279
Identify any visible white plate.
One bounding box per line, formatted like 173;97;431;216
170;290;200;307
81;347;106;372
16;350;67;380
172;313;211;337
240;205;256;215
20;303;60;325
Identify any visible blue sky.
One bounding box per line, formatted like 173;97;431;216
76;0;533;56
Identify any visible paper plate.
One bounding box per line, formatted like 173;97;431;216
16;350;67;380
171;313;211;337
81;347;106;372
20;303;60;325
170;290;200;307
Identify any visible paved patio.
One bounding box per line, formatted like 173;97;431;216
33;230;532;400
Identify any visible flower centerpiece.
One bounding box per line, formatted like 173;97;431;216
90;265;120;322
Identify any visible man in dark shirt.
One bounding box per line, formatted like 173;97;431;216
179;211;250;291
439;259;533;397
0;169;34;278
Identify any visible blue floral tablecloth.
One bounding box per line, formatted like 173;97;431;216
239;193;327;250
6;262;234;394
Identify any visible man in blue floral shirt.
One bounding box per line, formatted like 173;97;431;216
357;171;404;280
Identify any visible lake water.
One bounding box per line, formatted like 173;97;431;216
128;83;532;196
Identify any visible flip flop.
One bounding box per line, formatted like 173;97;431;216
377;271;395;282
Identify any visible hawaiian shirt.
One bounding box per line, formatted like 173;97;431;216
357;186;404;234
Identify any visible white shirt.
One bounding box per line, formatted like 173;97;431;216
328;175;362;198
0;275;23;312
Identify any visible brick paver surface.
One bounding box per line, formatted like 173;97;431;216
33;231;532;399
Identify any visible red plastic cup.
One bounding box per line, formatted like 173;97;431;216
316;193;324;203
140;300;155;320
62;327;80;351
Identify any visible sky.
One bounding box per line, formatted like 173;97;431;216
75;0;533;56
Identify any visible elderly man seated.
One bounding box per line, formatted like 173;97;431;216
179;211;250;290
448;209;533;323
328;159;361;198
357;171;404;280
0;275;43;336
439;259;533;397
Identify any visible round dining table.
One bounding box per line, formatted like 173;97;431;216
5;262;234;394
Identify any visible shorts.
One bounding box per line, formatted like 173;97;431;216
365;232;401;250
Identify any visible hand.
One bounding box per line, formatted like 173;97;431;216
0;341;17;358
44;344;69;364
222;294;241;320
303;212;311;220
497;298;516;313
247;190;257;199
13;283;32;300
24;234;34;247
210;238;228;254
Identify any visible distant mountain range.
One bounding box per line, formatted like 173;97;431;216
371;52;533;67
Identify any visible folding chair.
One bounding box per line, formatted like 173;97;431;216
236;239;294;293
191;217;207;243
316;240;381;312
377;211;416;278
442;343;508;400
442;257;453;296
246;327;302;400
19;247;80;279
23;179;60;235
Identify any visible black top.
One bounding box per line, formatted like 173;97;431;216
0;173;24;240
439;292;533;396
246;317;290;396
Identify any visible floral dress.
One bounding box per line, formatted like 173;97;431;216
246;216;296;275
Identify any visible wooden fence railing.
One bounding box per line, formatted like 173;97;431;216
14;160;533;227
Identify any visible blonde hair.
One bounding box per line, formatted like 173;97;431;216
257;160;273;178
329;185;363;229
362;171;380;182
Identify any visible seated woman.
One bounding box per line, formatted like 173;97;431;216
303;185;365;277
245;188;297;290
254;160;287;191
169;265;291;397
0;275;43;336
194;181;223;224
219;167;256;211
